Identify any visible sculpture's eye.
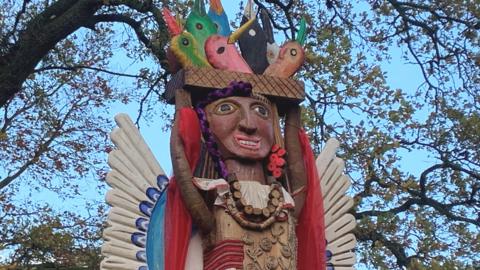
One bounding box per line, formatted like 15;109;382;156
214;102;236;114
252;104;269;118
196;23;203;30
217;46;225;54
290;48;297;56
182;38;189;46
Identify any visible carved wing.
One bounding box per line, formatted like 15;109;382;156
101;114;169;270
317;138;357;269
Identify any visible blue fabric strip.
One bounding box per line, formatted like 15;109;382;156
147;190;167;270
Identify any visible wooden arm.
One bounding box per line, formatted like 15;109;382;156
284;105;307;218
170;88;214;233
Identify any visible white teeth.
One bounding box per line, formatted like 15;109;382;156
239;140;257;146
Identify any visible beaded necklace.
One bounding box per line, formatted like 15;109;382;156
223;173;289;231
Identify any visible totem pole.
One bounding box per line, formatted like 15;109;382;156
101;1;356;269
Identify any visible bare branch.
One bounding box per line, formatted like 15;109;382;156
34;65;146;79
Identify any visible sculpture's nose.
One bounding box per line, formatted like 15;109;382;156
238;111;257;135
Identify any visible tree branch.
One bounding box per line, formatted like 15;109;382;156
34;65;145;79
355;226;414;267
86;14;151;48
0;0;102;108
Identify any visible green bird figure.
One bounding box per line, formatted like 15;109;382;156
185;0;218;57
162;8;212;69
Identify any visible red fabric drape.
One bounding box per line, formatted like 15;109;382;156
296;129;327;270
165;108;201;270
164;111;326;269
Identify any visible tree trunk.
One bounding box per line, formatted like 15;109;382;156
0;0;101;107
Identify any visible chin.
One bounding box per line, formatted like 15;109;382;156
225;148;269;161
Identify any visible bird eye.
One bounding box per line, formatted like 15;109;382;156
252;104;269;118
290;48;297;56
196;23;203;30
214;102;236;114
217;46;225;54
214;23;219;29
182;38;189;46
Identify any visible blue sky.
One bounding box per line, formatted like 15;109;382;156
1;0;428;267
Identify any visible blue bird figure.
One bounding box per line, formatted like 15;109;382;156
208;0;231;36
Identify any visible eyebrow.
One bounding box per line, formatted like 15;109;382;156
208;97;271;111
250;100;272;113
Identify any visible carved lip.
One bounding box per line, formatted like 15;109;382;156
234;134;261;150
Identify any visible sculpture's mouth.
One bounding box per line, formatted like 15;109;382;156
234;135;260;150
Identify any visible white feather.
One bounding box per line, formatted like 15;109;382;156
103;224;144;246
101;259;145;270
102;241;143;261
107;207;144;228
101;114;167;270
330;251;357;266
325;214;356;241
327;233;357;253
106;189;146;216
115;113;164;179
317;138;357;268
106;170;149;202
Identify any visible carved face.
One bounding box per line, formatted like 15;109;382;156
206;96;274;160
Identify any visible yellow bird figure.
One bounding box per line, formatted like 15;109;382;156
162;8;212;69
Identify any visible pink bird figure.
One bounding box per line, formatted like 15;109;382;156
263;18;307;78
204;19;255;74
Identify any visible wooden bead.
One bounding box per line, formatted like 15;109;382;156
231;181;241;191
244;205;253;215
235;197;246;209
233;191;242;200
270;189;281;199
262;208;271;218
253;208;262;216
271;198;279;207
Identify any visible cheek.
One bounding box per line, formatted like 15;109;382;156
207;113;239;139
258;120;275;147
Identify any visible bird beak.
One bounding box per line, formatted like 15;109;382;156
244;0;254;20
227;18;255;44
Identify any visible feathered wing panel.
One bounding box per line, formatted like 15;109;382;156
101;114;170;270
316;138;357;269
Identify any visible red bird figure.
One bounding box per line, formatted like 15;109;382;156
204;19;255;74
263;18;307;78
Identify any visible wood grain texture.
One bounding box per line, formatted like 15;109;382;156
165;67;305;111
170;88;214;233
284;105;307;219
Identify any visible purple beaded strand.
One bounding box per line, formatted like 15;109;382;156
195;81;253;179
